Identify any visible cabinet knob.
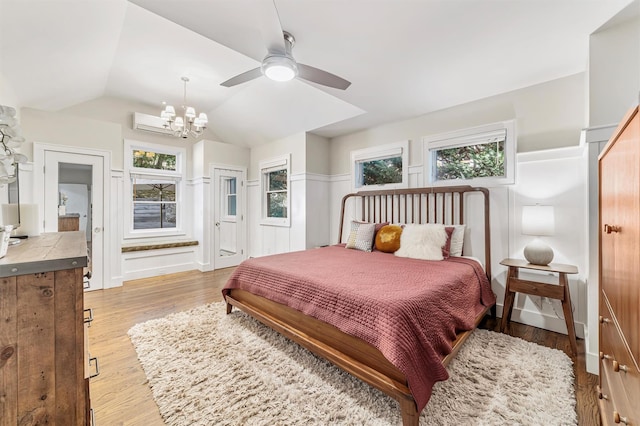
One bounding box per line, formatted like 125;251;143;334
597;386;608;400
599;316;612;324
604;224;621;234
600;352;613;361
613;411;629;424
613;361;629;373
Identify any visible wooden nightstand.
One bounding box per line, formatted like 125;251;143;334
499;258;578;356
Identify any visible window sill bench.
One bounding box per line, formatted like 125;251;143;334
121;240;198;253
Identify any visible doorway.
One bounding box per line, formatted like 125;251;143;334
212;165;246;269
35;145;109;291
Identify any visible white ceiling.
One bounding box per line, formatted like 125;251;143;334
0;0;633;147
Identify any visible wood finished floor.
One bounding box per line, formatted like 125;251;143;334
85;269;599;426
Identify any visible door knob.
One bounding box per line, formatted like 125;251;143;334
215;222;220;227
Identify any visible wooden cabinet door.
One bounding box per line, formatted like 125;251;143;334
599;108;640;364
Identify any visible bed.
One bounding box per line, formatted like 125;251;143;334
222;185;495;425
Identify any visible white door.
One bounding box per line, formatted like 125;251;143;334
43;151;104;290
213;167;245;269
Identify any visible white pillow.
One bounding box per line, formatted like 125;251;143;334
450;224;466;257
345;221;376;252
395;224;447;261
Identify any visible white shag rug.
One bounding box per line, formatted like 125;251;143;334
128;302;576;426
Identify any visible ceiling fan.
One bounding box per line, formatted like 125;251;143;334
220;3;351;90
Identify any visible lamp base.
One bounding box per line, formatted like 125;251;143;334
524;239;554;266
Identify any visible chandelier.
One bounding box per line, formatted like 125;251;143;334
160;77;208;139
0;105;28;185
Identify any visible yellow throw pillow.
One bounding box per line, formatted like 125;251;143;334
375;225;403;253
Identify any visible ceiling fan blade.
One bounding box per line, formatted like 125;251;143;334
297;63;351;90
255;0;286;54
220;67;263;87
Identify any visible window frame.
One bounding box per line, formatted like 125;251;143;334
423;120;516;186
221;176;238;223
124;140;186;239
260;154;290;227
350;140;409;191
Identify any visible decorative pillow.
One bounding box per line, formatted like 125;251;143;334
372;221;390;250
345;221;376;252
442;226;455;258
374;225;403;253
449;224;466;257
395;224;447;261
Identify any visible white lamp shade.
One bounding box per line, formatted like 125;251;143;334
163;105;176;116
174;117;184;128
522;205;554;236
198;112;208;124
185;107;196;118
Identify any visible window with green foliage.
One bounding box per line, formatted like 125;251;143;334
260;155;290;227
360;156;403;186
351;141;409;190
434;139;505;181
125;140;185;237
424;122;515;186
132;150;176;170
266;169;287;218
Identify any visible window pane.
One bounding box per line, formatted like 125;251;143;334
435;140;505;181
227;195;236;216
132;150;177;171
227;177;236;195
267;192;287;218
133;203;176;229
133;182;175;202
268;170;287;191
361;156;402;186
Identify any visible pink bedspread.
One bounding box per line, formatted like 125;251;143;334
222;245;496;412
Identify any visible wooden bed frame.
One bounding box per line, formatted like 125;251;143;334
225;185;493;425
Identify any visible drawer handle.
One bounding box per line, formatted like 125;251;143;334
89;356;100;379
599;316;612;324
604;224;621;234
597;386;609;400
90;408;95;426
613;411;629;424
613;361;629;373
84;308;94;326
599;352;614;361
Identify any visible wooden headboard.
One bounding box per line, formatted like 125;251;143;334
339;185;491;279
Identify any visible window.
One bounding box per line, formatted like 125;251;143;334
423;120;516;186
351;141;409;190
124;140;185;238
260;155;290;227
222;177;237;219
132;178;176;229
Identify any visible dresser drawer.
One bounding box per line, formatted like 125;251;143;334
600;308;640;425
601;361;637;426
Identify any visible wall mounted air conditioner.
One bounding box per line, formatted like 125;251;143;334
132;112;175;136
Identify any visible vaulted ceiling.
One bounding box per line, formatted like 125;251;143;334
0;0;633;147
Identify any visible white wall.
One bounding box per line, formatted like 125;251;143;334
330;73;586;177
589;4;640;127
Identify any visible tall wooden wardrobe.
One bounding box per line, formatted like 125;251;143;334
598;104;639;426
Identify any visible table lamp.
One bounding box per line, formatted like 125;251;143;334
521;205;555;265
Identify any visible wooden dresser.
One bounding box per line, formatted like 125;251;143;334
58;214;80;232
0;232;91;425
598;105;640;426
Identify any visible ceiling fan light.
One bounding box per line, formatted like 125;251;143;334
262;55;297;82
